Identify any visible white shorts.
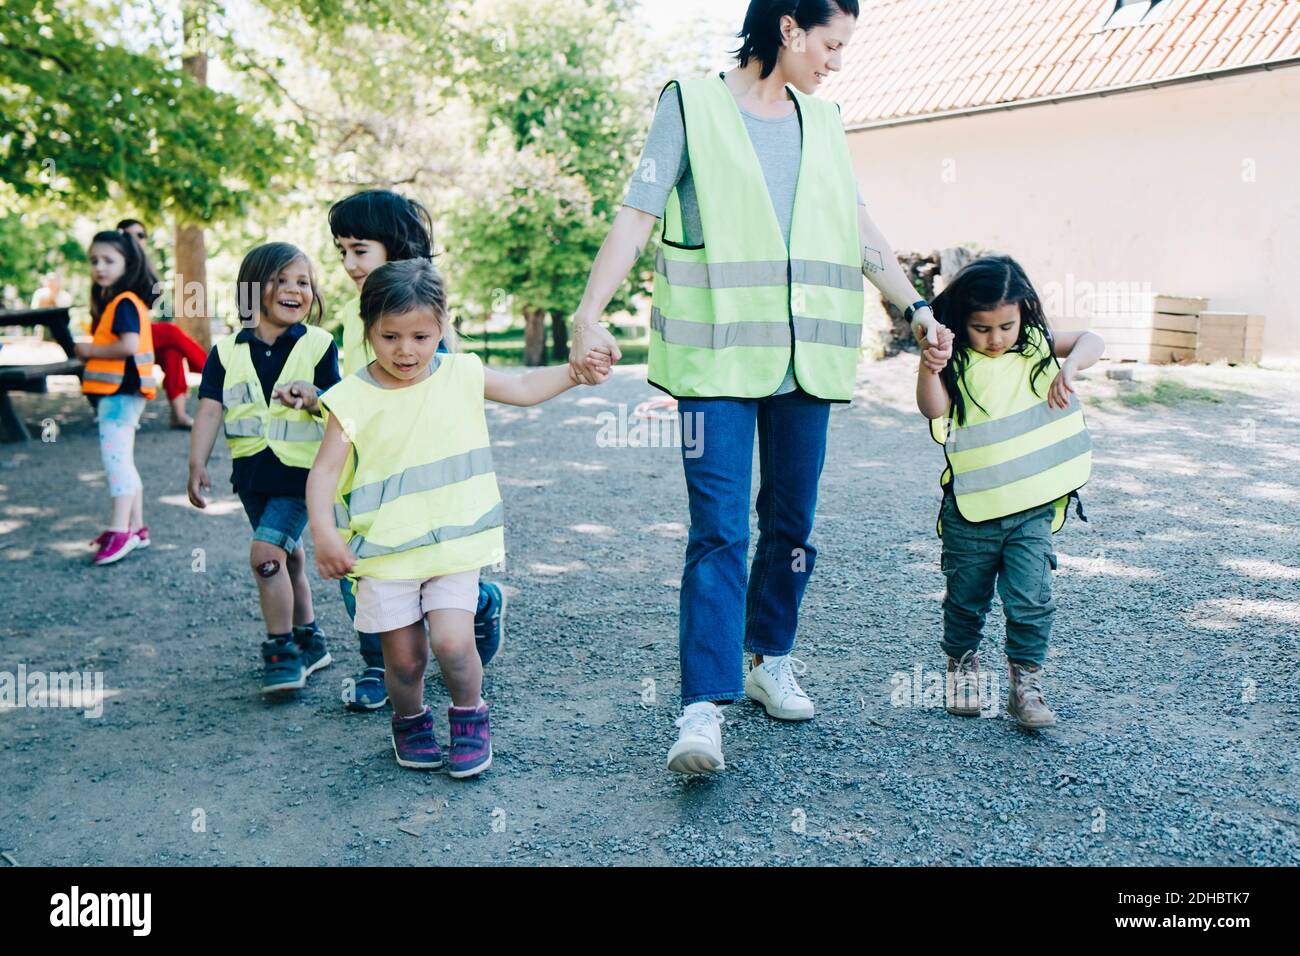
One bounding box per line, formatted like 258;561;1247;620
353;569;480;633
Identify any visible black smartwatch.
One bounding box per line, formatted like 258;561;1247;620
903;299;930;322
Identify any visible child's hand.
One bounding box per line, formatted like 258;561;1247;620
921;325;954;373
187;464;211;509
74;342;93;361
315;535;357;580
273;381;319;412
1047;359;1077;409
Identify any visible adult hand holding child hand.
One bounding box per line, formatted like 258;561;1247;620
921;324;954;374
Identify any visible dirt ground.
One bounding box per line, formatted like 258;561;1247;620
1;348;1297;866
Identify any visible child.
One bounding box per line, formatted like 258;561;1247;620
917;255;1104;729
78;230;160;565
307;259;609;776
187;243;340;694
327;188;506;711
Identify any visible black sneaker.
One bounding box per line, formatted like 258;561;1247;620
293;625;333;678
262;637;305;694
474;581;506;667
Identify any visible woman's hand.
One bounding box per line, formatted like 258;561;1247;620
187;464;211;509
315;535;357;580
911;306;940;349
570;320;622;385
1047;359;1077;410
272;381;319;412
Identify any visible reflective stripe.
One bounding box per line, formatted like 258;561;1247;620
139;376;158;388
656;251;862;293
651;307;788;349
348;502;504;560
334;502;350;531
794;315;862;349
953;430;1092;496
790;259;863;292
83;371;124;384
136;351;155;364
222;382;257;407
348;447;495;517
224;418;264;438
266;418;325;442
949;396;1082;452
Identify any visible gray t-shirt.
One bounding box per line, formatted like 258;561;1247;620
625;79;864;396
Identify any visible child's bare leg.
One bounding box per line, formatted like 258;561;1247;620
286;546;314;627
130;486;143;531
426;609;481;708
250;541;293;635
109;495;133;531
381;624;429;717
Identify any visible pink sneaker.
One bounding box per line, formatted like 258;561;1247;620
132;526;150;549
91;530;136;566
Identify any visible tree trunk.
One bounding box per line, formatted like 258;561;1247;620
523;307;546;366
174;1;210;348
550;309;568;361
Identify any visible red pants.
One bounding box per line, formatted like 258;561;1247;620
151;321;207;401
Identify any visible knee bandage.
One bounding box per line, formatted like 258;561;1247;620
256;559;282;579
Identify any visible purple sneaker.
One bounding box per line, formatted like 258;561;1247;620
447;702;492;779
390;706;443;770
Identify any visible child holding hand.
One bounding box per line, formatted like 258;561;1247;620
308;259;608;776
918;256;1103;728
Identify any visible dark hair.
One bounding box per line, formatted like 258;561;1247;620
328;189;435;261
235;242;323;327
931;255;1056;426
116;218;144;232
735;0;860;78
87;230;161;321
359;259;448;332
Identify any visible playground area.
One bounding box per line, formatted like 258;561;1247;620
1;351;1296;866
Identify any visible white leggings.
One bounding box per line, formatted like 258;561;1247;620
96;394;146;497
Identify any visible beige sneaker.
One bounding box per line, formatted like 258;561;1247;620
945;651;982;717
1006;661;1057;729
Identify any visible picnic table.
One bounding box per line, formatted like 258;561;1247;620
0;307;83;442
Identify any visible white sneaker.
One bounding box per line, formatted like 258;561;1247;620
745;654;815;720
666;702;725;774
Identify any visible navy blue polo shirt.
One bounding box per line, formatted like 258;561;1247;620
198;324;340;497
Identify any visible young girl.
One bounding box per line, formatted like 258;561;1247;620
308;258;609;776
327;188;507;712
188;243;340;694
79;230;160;566
917;255;1104;729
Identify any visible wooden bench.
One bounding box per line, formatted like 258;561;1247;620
0;307;83;442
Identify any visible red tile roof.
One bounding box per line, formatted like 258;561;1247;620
824;0;1300;128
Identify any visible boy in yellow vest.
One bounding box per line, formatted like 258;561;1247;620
188;243;340;694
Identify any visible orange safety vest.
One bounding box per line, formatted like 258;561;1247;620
82;291;157;399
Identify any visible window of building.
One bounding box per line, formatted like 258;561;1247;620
1099;0;1169;30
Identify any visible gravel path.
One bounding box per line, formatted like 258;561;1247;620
1;355;1297;866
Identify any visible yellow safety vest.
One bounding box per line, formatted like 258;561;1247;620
338;294;374;379
215;325;333;468
648;76;865;401
319;353;504;580
930;328;1091;534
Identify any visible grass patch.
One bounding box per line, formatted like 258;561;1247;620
1115;377;1225;408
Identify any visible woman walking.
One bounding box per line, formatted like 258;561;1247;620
569;0;950;773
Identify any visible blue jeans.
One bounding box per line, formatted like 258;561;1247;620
237;492;307;554
338;578;384;669
677;390;831;707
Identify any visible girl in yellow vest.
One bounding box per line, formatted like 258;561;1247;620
78;230;161;566
917;256;1105;728
308;259;609;777
327;188;508;712
187;243;341;695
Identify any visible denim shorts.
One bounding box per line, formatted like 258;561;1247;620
237;492;308;554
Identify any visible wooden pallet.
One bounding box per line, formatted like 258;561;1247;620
1196;313;1263;364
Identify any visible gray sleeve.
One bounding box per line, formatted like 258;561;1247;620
623;87;688;219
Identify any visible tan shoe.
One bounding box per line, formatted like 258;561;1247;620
945;651;982;716
1007;661;1057;729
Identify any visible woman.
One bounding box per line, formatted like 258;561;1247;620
117;218;207;429
569;0;950;774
